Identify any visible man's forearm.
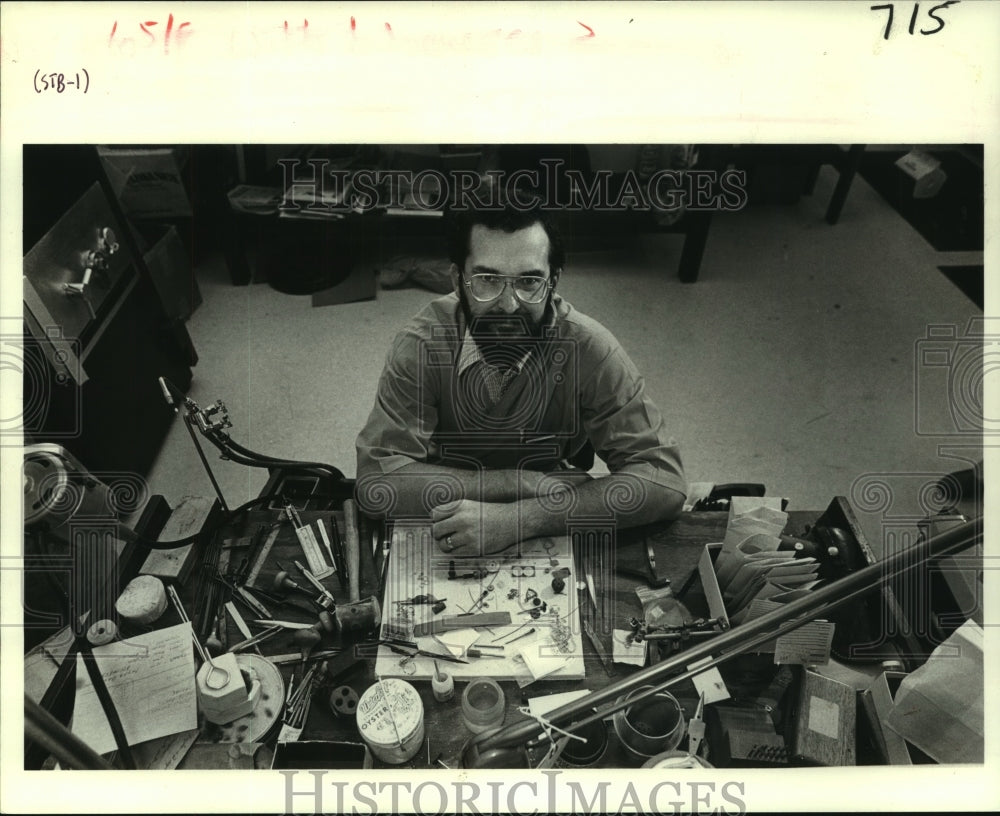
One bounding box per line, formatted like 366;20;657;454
357;462;530;519
517;473;685;539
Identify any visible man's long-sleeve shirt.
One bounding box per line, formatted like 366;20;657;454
356;292;686;498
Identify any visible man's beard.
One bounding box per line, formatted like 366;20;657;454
458;288;550;368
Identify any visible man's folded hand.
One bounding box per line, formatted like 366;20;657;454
431;499;519;556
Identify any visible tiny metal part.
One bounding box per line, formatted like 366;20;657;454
502;628;535;645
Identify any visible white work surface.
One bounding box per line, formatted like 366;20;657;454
375;523;585;682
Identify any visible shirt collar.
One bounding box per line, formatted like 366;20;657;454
457;331;531;376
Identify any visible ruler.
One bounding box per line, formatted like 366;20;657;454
245;524;281;587
292;519;335;579
281;504;334;579
412;612;511;637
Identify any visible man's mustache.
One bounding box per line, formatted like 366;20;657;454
470;313;534;337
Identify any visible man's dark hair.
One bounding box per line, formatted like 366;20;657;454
446;193;566;275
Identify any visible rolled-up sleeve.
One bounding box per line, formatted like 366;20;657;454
579;342;687;498
356;329;440;479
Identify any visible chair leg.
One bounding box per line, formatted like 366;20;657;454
678;210;713;283
825;144;866;225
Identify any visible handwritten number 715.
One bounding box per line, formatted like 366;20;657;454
871;1;959;39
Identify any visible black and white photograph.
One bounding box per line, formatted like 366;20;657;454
2;3;997;814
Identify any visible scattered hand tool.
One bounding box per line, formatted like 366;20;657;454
228;625;283;653
167;585;230;689
342;499;362;601
466;648;504;659
283;500;335;579
379;639;469;664
293;560;336;606
687;693;706;759
293;628;322;667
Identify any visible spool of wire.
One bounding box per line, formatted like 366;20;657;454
86;619;117;646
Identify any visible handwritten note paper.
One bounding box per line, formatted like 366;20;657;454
71;623;198;756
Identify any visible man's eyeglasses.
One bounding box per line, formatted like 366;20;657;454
464;273;553;304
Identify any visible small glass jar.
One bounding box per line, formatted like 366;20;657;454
461;677;506;735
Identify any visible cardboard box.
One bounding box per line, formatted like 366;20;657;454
98;146;192;219
271;740;372;770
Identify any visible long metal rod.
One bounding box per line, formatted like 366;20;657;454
183;414;230;513
25;694;113;770
466;516;982;762
530;577;888;745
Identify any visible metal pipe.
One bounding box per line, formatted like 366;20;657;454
183;414;230;513
24;694;113;770
464;516;982;765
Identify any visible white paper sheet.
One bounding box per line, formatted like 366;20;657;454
71;622;198;756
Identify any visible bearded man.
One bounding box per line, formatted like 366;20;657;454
356;197;686;555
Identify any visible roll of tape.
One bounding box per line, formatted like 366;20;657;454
86;619;117;646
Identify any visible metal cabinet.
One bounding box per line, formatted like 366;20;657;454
22;180;194;477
